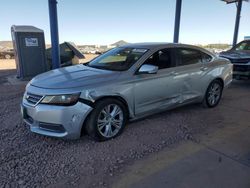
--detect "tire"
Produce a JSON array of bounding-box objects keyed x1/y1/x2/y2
[
  {"x1": 5, "y1": 54, "x2": 11, "y2": 59},
  {"x1": 85, "y1": 98, "x2": 128, "y2": 141},
  {"x1": 203, "y1": 80, "x2": 223, "y2": 108}
]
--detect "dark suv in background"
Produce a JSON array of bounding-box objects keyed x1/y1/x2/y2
[{"x1": 220, "y1": 40, "x2": 250, "y2": 80}]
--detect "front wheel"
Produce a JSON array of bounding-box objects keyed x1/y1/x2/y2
[
  {"x1": 85, "y1": 99, "x2": 127, "y2": 141},
  {"x1": 203, "y1": 80, "x2": 223, "y2": 108}
]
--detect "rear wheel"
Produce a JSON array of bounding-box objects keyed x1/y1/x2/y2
[
  {"x1": 85, "y1": 98, "x2": 127, "y2": 141},
  {"x1": 203, "y1": 80, "x2": 223, "y2": 108}
]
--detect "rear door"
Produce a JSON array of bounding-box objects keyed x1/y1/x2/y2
[{"x1": 172, "y1": 48, "x2": 212, "y2": 103}]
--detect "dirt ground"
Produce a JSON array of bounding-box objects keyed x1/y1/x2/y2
[
  {"x1": 0, "y1": 54, "x2": 97, "y2": 70},
  {"x1": 0, "y1": 63, "x2": 250, "y2": 187},
  {"x1": 0, "y1": 59, "x2": 17, "y2": 70}
]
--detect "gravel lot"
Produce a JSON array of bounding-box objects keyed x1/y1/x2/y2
[{"x1": 0, "y1": 67, "x2": 249, "y2": 187}]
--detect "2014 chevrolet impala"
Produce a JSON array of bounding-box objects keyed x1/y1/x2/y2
[{"x1": 21, "y1": 43, "x2": 233, "y2": 141}]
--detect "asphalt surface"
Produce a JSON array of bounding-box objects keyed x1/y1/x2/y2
[{"x1": 0, "y1": 69, "x2": 250, "y2": 188}]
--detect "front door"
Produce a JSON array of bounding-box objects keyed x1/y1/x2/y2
[{"x1": 133, "y1": 48, "x2": 182, "y2": 116}]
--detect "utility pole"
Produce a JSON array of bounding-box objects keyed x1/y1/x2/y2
[
  {"x1": 173, "y1": 0, "x2": 182, "y2": 43},
  {"x1": 233, "y1": 0, "x2": 243, "y2": 46},
  {"x1": 48, "y1": 0, "x2": 60, "y2": 69}
]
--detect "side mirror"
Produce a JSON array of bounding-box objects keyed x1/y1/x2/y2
[{"x1": 138, "y1": 64, "x2": 158, "y2": 74}]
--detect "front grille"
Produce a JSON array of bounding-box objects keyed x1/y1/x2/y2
[
  {"x1": 234, "y1": 65, "x2": 250, "y2": 72},
  {"x1": 26, "y1": 93, "x2": 43, "y2": 105},
  {"x1": 230, "y1": 59, "x2": 250, "y2": 64}
]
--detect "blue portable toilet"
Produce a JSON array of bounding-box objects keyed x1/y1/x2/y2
[{"x1": 11, "y1": 25, "x2": 48, "y2": 80}]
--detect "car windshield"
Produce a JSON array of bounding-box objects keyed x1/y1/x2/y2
[
  {"x1": 234, "y1": 41, "x2": 250, "y2": 51},
  {"x1": 86, "y1": 47, "x2": 148, "y2": 71}
]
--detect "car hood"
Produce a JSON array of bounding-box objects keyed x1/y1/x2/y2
[
  {"x1": 220, "y1": 50, "x2": 250, "y2": 60},
  {"x1": 30, "y1": 65, "x2": 121, "y2": 89}
]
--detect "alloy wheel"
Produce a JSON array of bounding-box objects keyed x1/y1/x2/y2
[
  {"x1": 97, "y1": 104, "x2": 124, "y2": 138},
  {"x1": 207, "y1": 82, "x2": 222, "y2": 106}
]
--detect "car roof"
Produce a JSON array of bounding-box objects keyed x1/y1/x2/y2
[
  {"x1": 121, "y1": 42, "x2": 215, "y2": 56},
  {"x1": 122, "y1": 42, "x2": 202, "y2": 50}
]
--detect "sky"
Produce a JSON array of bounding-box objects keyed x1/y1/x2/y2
[{"x1": 0, "y1": 0, "x2": 249, "y2": 45}]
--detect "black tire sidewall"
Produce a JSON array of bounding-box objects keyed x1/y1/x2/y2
[
  {"x1": 205, "y1": 80, "x2": 223, "y2": 108},
  {"x1": 85, "y1": 99, "x2": 127, "y2": 141}
]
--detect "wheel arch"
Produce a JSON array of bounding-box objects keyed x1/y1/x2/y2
[
  {"x1": 80, "y1": 95, "x2": 131, "y2": 136},
  {"x1": 213, "y1": 77, "x2": 224, "y2": 89},
  {"x1": 94, "y1": 95, "x2": 130, "y2": 115},
  {"x1": 202, "y1": 77, "x2": 224, "y2": 108}
]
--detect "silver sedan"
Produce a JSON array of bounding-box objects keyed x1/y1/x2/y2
[{"x1": 21, "y1": 43, "x2": 233, "y2": 141}]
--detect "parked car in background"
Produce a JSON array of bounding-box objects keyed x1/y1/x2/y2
[
  {"x1": 46, "y1": 42, "x2": 85, "y2": 68},
  {"x1": 21, "y1": 43, "x2": 233, "y2": 141},
  {"x1": 95, "y1": 51, "x2": 103, "y2": 55},
  {"x1": 0, "y1": 49, "x2": 14, "y2": 59},
  {"x1": 220, "y1": 40, "x2": 250, "y2": 79}
]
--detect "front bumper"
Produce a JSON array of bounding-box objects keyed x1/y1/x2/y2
[{"x1": 21, "y1": 99, "x2": 93, "y2": 139}]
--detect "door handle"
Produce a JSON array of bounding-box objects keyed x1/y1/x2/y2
[{"x1": 200, "y1": 67, "x2": 208, "y2": 71}]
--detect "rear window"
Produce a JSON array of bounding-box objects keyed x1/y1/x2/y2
[{"x1": 201, "y1": 52, "x2": 212, "y2": 63}]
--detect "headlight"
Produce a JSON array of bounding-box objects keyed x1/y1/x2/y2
[{"x1": 40, "y1": 93, "x2": 80, "y2": 106}]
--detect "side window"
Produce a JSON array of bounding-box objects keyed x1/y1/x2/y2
[
  {"x1": 143, "y1": 49, "x2": 173, "y2": 69},
  {"x1": 177, "y1": 49, "x2": 202, "y2": 66},
  {"x1": 201, "y1": 52, "x2": 212, "y2": 63}
]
